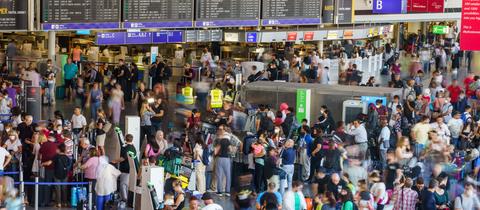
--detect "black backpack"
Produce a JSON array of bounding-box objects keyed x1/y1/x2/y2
[
  {"x1": 54, "y1": 155, "x2": 69, "y2": 179},
  {"x1": 94, "y1": 69, "x2": 104, "y2": 83},
  {"x1": 259, "y1": 113, "x2": 274, "y2": 133}
]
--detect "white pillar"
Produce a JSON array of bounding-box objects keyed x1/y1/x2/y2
[
  {"x1": 317, "y1": 41, "x2": 324, "y2": 57},
  {"x1": 48, "y1": 31, "x2": 56, "y2": 61}
]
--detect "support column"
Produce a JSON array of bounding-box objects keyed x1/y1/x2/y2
[
  {"x1": 48, "y1": 31, "x2": 56, "y2": 61},
  {"x1": 471, "y1": 51, "x2": 480, "y2": 74},
  {"x1": 317, "y1": 41, "x2": 324, "y2": 57}
]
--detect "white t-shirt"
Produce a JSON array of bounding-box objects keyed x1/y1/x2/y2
[
  {"x1": 0, "y1": 147, "x2": 11, "y2": 170},
  {"x1": 71, "y1": 114, "x2": 87, "y2": 129},
  {"x1": 448, "y1": 118, "x2": 463, "y2": 138},
  {"x1": 201, "y1": 203, "x2": 223, "y2": 210},
  {"x1": 379, "y1": 127, "x2": 391, "y2": 150},
  {"x1": 5, "y1": 139, "x2": 21, "y2": 152}
]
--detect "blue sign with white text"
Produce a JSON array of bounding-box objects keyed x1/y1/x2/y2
[
  {"x1": 126, "y1": 32, "x2": 153, "y2": 44},
  {"x1": 246, "y1": 32, "x2": 258, "y2": 43},
  {"x1": 152, "y1": 31, "x2": 184, "y2": 43},
  {"x1": 96, "y1": 32, "x2": 126, "y2": 45},
  {"x1": 372, "y1": 0, "x2": 406, "y2": 13}
]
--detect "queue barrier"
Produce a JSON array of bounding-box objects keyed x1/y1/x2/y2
[{"x1": 2, "y1": 175, "x2": 93, "y2": 210}]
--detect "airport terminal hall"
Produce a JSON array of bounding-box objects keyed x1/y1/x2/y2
[{"x1": 1, "y1": 0, "x2": 480, "y2": 210}]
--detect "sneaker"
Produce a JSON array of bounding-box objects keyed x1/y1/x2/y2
[
  {"x1": 216, "y1": 193, "x2": 223, "y2": 197},
  {"x1": 223, "y1": 193, "x2": 231, "y2": 197}
]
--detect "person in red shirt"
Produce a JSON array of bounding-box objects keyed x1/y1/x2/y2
[
  {"x1": 38, "y1": 133, "x2": 59, "y2": 207},
  {"x1": 447, "y1": 79, "x2": 462, "y2": 110},
  {"x1": 464, "y1": 73, "x2": 475, "y2": 98}
]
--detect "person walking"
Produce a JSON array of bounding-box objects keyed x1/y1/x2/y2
[
  {"x1": 109, "y1": 83, "x2": 125, "y2": 125},
  {"x1": 214, "y1": 124, "x2": 232, "y2": 197},
  {"x1": 86, "y1": 82, "x2": 103, "y2": 121}
]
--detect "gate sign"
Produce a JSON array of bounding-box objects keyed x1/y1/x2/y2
[
  {"x1": 373, "y1": 0, "x2": 407, "y2": 13},
  {"x1": 460, "y1": 0, "x2": 480, "y2": 50}
]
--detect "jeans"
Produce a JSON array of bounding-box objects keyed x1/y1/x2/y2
[
  {"x1": 40, "y1": 169, "x2": 55, "y2": 206},
  {"x1": 96, "y1": 194, "x2": 112, "y2": 210},
  {"x1": 254, "y1": 163, "x2": 265, "y2": 192},
  {"x1": 206, "y1": 171, "x2": 213, "y2": 191},
  {"x1": 119, "y1": 173, "x2": 129, "y2": 201},
  {"x1": 46, "y1": 82, "x2": 55, "y2": 104},
  {"x1": 215, "y1": 157, "x2": 231, "y2": 193},
  {"x1": 415, "y1": 144, "x2": 425, "y2": 157},
  {"x1": 281, "y1": 164, "x2": 294, "y2": 194},
  {"x1": 91, "y1": 101, "x2": 101, "y2": 121},
  {"x1": 422, "y1": 61, "x2": 430, "y2": 74},
  {"x1": 152, "y1": 122, "x2": 162, "y2": 132},
  {"x1": 55, "y1": 177, "x2": 68, "y2": 204},
  {"x1": 452, "y1": 137, "x2": 460, "y2": 149}
]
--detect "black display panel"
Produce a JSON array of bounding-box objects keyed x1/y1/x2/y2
[
  {"x1": 42, "y1": 0, "x2": 120, "y2": 26},
  {"x1": 261, "y1": 0, "x2": 322, "y2": 26},
  {"x1": 0, "y1": 0, "x2": 28, "y2": 30},
  {"x1": 195, "y1": 0, "x2": 260, "y2": 27},
  {"x1": 123, "y1": 0, "x2": 193, "y2": 28}
]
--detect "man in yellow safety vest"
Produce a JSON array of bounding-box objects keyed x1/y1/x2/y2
[
  {"x1": 209, "y1": 83, "x2": 224, "y2": 110},
  {"x1": 181, "y1": 82, "x2": 195, "y2": 105}
]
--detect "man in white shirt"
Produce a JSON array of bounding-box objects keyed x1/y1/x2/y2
[
  {"x1": 378, "y1": 119, "x2": 391, "y2": 164},
  {"x1": 454, "y1": 182, "x2": 480, "y2": 210},
  {"x1": 201, "y1": 193, "x2": 223, "y2": 210},
  {"x1": 448, "y1": 112, "x2": 463, "y2": 149},
  {"x1": 346, "y1": 120, "x2": 368, "y2": 162},
  {"x1": 71, "y1": 107, "x2": 87, "y2": 141},
  {"x1": 430, "y1": 116, "x2": 451, "y2": 144},
  {"x1": 0, "y1": 146, "x2": 12, "y2": 172}
]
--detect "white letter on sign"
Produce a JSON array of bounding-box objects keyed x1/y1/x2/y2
[{"x1": 376, "y1": 0, "x2": 383, "y2": 10}]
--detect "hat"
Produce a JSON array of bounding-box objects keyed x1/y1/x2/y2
[
  {"x1": 280, "y1": 103, "x2": 289, "y2": 111},
  {"x1": 201, "y1": 192, "x2": 214, "y2": 200},
  {"x1": 224, "y1": 95, "x2": 233, "y2": 103}
]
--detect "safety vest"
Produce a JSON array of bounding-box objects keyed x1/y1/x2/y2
[
  {"x1": 182, "y1": 86, "x2": 194, "y2": 105},
  {"x1": 210, "y1": 89, "x2": 223, "y2": 108}
]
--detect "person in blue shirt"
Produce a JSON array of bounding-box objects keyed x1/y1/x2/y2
[
  {"x1": 421, "y1": 179, "x2": 438, "y2": 210},
  {"x1": 281, "y1": 139, "x2": 296, "y2": 195},
  {"x1": 255, "y1": 182, "x2": 282, "y2": 210},
  {"x1": 63, "y1": 57, "x2": 78, "y2": 101}
]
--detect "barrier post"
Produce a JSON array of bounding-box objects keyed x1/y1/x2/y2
[
  {"x1": 34, "y1": 177, "x2": 39, "y2": 210},
  {"x1": 89, "y1": 181, "x2": 93, "y2": 210},
  {"x1": 20, "y1": 167, "x2": 25, "y2": 210}
]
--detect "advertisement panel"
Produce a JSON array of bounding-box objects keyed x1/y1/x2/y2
[
  {"x1": 460, "y1": 0, "x2": 480, "y2": 50},
  {"x1": 287, "y1": 32, "x2": 298, "y2": 41},
  {"x1": 408, "y1": 0, "x2": 444, "y2": 12},
  {"x1": 322, "y1": 0, "x2": 335, "y2": 23},
  {"x1": 304, "y1": 32, "x2": 314, "y2": 41},
  {"x1": 296, "y1": 89, "x2": 311, "y2": 124}
]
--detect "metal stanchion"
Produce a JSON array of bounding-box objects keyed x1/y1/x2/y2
[
  {"x1": 88, "y1": 181, "x2": 93, "y2": 210},
  {"x1": 19, "y1": 165, "x2": 25, "y2": 210},
  {"x1": 34, "y1": 177, "x2": 39, "y2": 210}
]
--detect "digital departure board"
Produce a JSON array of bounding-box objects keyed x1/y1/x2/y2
[
  {"x1": 0, "y1": 0, "x2": 28, "y2": 30},
  {"x1": 124, "y1": 0, "x2": 193, "y2": 28},
  {"x1": 41, "y1": 0, "x2": 120, "y2": 30},
  {"x1": 196, "y1": 0, "x2": 260, "y2": 27},
  {"x1": 185, "y1": 30, "x2": 223, "y2": 42},
  {"x1": 262, "y1": 0, "x2": 321, "y2": 26}
]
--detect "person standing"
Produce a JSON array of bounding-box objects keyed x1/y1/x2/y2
[
  {"x1": 454, "y1": 182, "x2": 480, "y2": 210},
  {"x1": 280, "y1": 139, "x2": 296, "y2": 195},
  {"x1": 63, "y1": 58, "x2": 78, "y2": 101},
  {"x1": 193, "y1": 138, "x2": 207, "y2": 194},
  {"x1": 71, "y1": 107, "x2": 87, "y2": 142},
  {"x1": 109, "y1": 83, "x2": 125, "y2": 125},
  {"x1": 45, "y1": 59, "x2": 59, "y2": 105},
  {"x1": 392, "y1": 178, "x2": 418, "y2": 210},
  {"x1": 95, "y1": 156, "x2": 121, "y2": 210},
  {"x1": 114, "y1": 59, "x2": 131, "y2": 101},
  {"x1": 214, "y1": 124, "x2": 232, "y2": 197},
  {"x1": 209, "y1": 83, "x2": 224, "y2": 111},
  {"x1": 115, "y1": 134, "x2": 138, "y2": 205},
  {"x1": 52, "y1": 144, "x2": 70, "y2": 208},
  {"x1": 86, "y1": 82, "x2": 103, "y2": 121},
  {"x1": 150, "y1": 97, "x2": 165, "y2": 132},
  {"x1": 283, "y1": 181, "x2": 307, "y2": 210},
  {"x1": 39, "y1": 133, "x2": 59, "y2": 207},
  {"x1": 72, "y1": 45, "x2": 82, "y2": 65}
]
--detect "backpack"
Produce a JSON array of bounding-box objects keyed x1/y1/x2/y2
[
  {"x1": 54, "y1": 155, "x2": 69, "y2": 179},
  {"x1": 94, "y1": 70, "x2": 104, "y2": 83},
  {"x1": 259, "y1": 113, "x2": 274, "y2": 133},
  {"x1": 201, "y1": 147, "x2": 210, "y2": 166}
]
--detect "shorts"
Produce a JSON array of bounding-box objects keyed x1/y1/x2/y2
[{"x1": 64, "y1": 79, "x2": 73, "y2": 88}]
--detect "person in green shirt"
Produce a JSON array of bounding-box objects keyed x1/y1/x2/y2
[
  {"x1": 340, "y1": 188, "x2": 355, "y2": 210},
  {"x1": 63, "y1": 57, "x2": 78, "y2": 101}
]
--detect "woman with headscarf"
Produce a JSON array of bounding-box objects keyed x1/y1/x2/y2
[{"x1": 95, "y1": 156, "x2": 121, "y2": 210}]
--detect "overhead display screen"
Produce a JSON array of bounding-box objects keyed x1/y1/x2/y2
[
  {"x1": 41, "y1": 0, "x2": 120, "y2": 30},
  {"x1": 195, "y1": 0, "x2": 260, "y2": 27},
  {"x1": 124, "y1": 0, "x2": 193, "y2": 28},
  {"x1": 0, "y1": 0, "x2": 28, "y2": 30},
  {"x1": 185, "y1": 30, "x2": 223, "y2": 42},
  {"x1": 262, "y1": 0, "x2": 321, "y2": 26}
]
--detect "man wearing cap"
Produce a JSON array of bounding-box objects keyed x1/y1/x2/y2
[{"x1": 201, "y1": 193, "x2": 223, "y2": 210}]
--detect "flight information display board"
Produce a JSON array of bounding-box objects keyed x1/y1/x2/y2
[
  {"x1": 262, "y1": 0, "x2": 321, "y2": 26},
  {"x1": 124, "y1": 0, "x2": 193, "y2": 28},
  {"x1": 196, "y1": 0, "x2": 260, "y2": 27},
  {"x1": 0, "y1": 0, "x2": 28, "y2": 30},
  {"x1": 41, "y1": 0, "x2": 120, "y2": 30}
]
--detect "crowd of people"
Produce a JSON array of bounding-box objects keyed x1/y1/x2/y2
[{"x1": 0, "y1": 34, "x2": 478, "y2": 210}]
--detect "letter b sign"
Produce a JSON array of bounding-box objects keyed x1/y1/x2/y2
[{"x1": 376, "y1": 0, "x2": 383, "y2": 10}]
